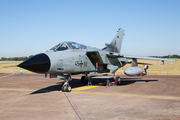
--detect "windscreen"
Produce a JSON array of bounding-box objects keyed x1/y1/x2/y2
[{"x1": 50, "y1": 41, "x2": 87, "y2": 50}]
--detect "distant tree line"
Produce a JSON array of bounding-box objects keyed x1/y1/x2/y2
[
  {"x1": 0, "y1": 55, "x2": 33, "y2": 61},
  {"x1": 149, "y1": 54, "x2": 180, "y2": 59},
  {"x1": 1, "y1": 54, "x2": 179, "y2": 61}
]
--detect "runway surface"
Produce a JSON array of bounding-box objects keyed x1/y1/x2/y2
[{"x1": 0, "y1": 73, "x2": 180, "y2": 120}]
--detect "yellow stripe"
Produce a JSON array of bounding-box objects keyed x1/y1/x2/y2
[
  {"x1": 72, "y1": 91, "x2": 180, "y2": 100},
  {"x1": 0, "y1": 88, "x2": 35, "y2": 92},
  {"x1": 72, "y1": 82, "x2": 108, "y2": 91},
  {"x1": 1, "y1": 88, "x2": 180, "y2": 100},
  {"x1": 0, "y1": 81, "x2": 110, "y2": 92},
  {"x1": 0, "y1": 88, "x2": 62, "y2": 92},
  {"x1": 72, "y1": 86, "x2": 99, "y2": 91}
]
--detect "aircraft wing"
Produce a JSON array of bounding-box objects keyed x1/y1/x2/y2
[
  {"x1": 123, "y1": 55, "x2": 176, "y2": 62},
  {"x1": 127, "y1": 61, "x2": 153, "y2": 65},
  {"x1": 105, "y1": 52, "x2": 175, "y2": 62},
  {"x1": 105, "y1": 52, "x2": 176, "y2": 66}
]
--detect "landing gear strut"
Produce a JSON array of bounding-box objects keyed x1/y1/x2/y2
[{"x1": 62, "y1": 76, "x2": 72, "y2": 92}]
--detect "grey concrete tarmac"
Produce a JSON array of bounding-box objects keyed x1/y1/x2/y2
[{"x1": 0, "y1": 73, "x2": 180, "y2": 120}]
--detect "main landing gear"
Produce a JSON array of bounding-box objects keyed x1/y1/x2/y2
[
  {"x1": 80, "y1": 76, "x2": 88, "y2": 84},
  {"x1": 114, "y1": 76, "x2": 121, "y2": 85},
  {"x1": 62, "y1": 76, "x2": 72, "y2": 92},
  {"x1": 80, "y1": 72, "x2": 88, "y2": 84}
]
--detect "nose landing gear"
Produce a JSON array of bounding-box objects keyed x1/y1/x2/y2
[{"x1": 62, "y1": 75, "x2": 72, "y2": 92}]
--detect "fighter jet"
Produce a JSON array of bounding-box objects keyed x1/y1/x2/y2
[{"x1": 18, "y1": 28, "x2": 176, "y2": 92}]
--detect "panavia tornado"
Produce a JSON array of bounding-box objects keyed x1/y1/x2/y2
[{"x1": 18, "y1": 28, "x2": 176, "y2": 92}]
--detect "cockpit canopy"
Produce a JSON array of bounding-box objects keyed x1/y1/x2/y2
[{"x1": 50, "y1": 41, "x2": 87, "y2": 51}]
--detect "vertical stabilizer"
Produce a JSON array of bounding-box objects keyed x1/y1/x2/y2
[{"x1": 105, "y1": 28, "x2": 125, "y2": 53}]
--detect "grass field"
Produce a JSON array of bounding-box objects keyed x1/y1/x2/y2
[
  {"x1": 0, "y1": 61, "x2": 33, "y2": 73},
  {"x1": 0, "y1": 60, "x2": 180, "y2": 75},
  {"x1": 116, "y1": 59, "x2": 180, "y2": 75}
]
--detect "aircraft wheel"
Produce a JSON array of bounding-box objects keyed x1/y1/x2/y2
[
  {"x1": 62, "y1": 85, "x2": 66, "y2": 92},
  {"x1": 115, "y1": 76, "x2": 121, "y2": 85},
  {"x1": 80, "y1": 76, "x2": 85, "y2": 83},
  {"x1": 66, "y1": 84, "x2": 71, "y2": 92},
  {"x1": 81, "y1": 76, "x2": 88, "y2": 84}
]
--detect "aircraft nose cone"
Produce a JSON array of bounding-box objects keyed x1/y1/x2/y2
[{"x1": 18, "y1": 53, "x2": 50, "y2": 73}]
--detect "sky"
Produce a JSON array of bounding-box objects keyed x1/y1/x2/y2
[{"x1": 0, "y1": 0, "x2": 180, "y2": 58}]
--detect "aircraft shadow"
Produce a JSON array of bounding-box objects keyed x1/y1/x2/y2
[
  {"x1": 120, "y1": 79, "x2": 158, "y2": 86},
  {"x1": 30, "y1": 79, "x2": 86, "y2": 94},
  {"x1": 30, "y1": 78, "x2": 158, "y2": 94},
  {"x1": 92, "y1": 78, "x2": 158, "y2": 86}
]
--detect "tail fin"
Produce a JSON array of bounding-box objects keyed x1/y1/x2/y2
[{"x1": 105, "y1": 28, "x2": 125, "y2": 53}]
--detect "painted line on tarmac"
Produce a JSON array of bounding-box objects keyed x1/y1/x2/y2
[
  {"x1": 72, "y1": 82, "x2": 106, "y2": 91},
  {"x1": 0, "y1": 88, "x2": 36, "y2": 92},
  {"x1": 72, "y1": 81, "x2": 116, "y2": 91},
  {"x1": 1, "y1": 88, "x2": 180, "y2": 101},
  {"x1": 72, "y1": 91, "x2": 180, "y2": 101},
  {"x1": 72, "y1": 86, "x2": 99, "y2": 91},
  {"x1": 0, "y1": 86, "x2": 102, "y2": 93},
  {"x1": 0, "y1": 88, "x2": 62, "y2": 93},
  {"x1": 0, "y1": 73, "x2": 15, "y2": 79}
]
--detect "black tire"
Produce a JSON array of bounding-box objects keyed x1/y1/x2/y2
[
  {"x1": 66, "y1": 84, "x2": 71, "y2": 92},
  {"x1": 115, "y1": 76, "x2": 121, "y2": 85},
  {"x1": 81, "y1": 76, "x2": 88, "y2": 84},
  {"x1": 80, "y1": 76, "x2": 85, "y2": 83}
]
